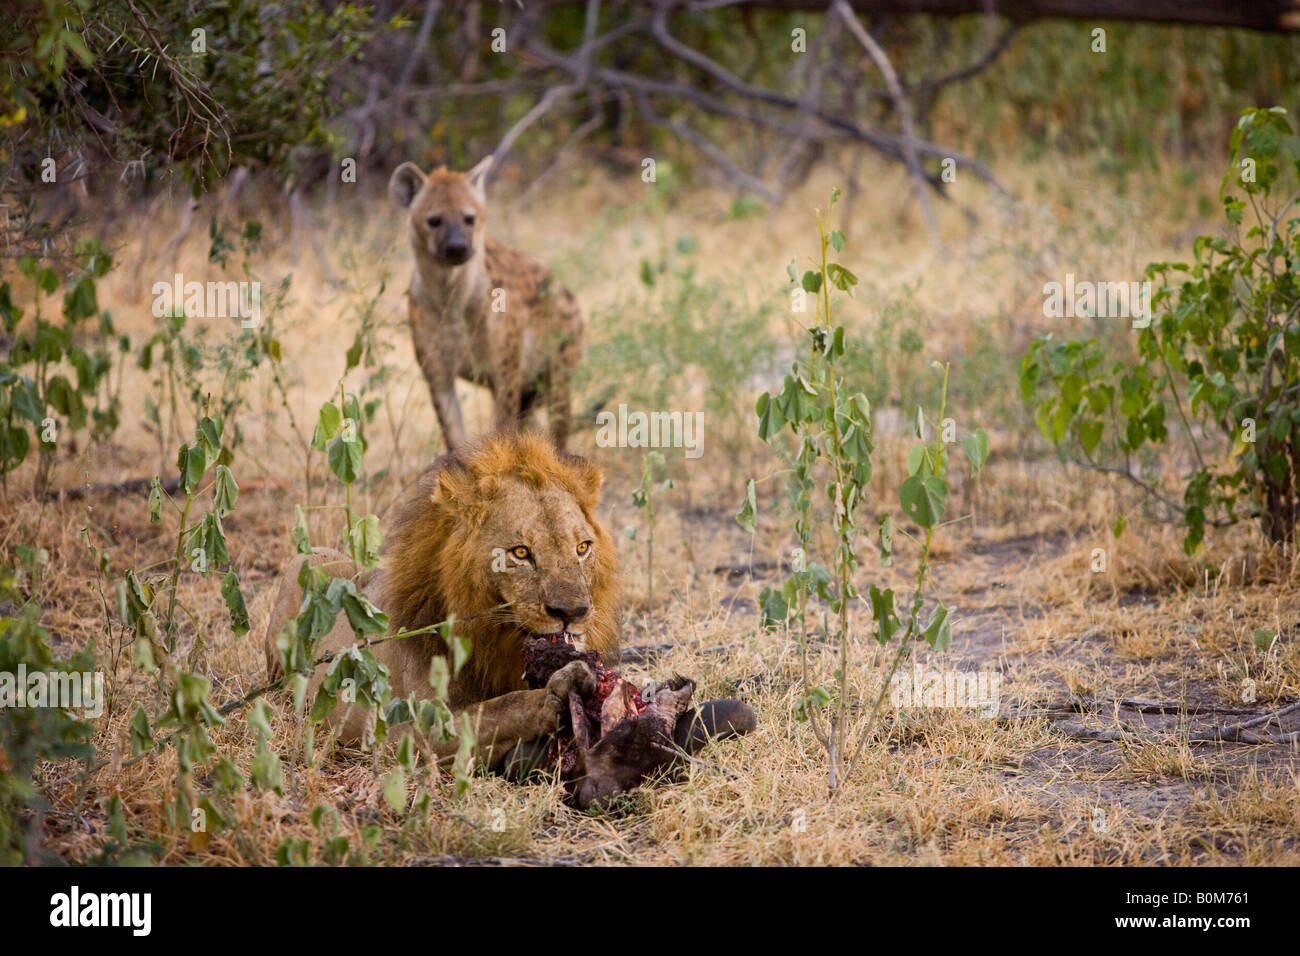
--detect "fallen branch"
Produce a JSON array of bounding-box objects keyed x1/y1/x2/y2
[{"x1": 1022, "y1": 699, "x2": 1300, "y2": 745}]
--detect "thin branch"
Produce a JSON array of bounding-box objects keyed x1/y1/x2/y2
[
  {"x1": 513, "y1": 112, "x2": 603, "y2": 208},
  {"x1": 488, "y1": 83, "x2": 581, "y2": 172},
  {"x1": 632, "y1": 90, "x2": 778, "y2": 202},
  {"x1": 832, "y1": 0, "x2": 938, "y2": 240},
  {"x1": 1063, "y1": 455, "x2": 1235, "y2": 528},
  {"x1": 397, "y1": 0, "x2": 443, "y2": 89}
]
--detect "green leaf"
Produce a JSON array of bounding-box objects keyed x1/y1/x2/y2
[
  {"x1": 428, "y1": 655, "x2": 451, "y2": 702},
  {"x1": 869, "y1": 585, "x2": 900, "y2": 645},
  {"x1": 877, "y1": 514, "x2": 893, "y2": 566},
  {"x1": 247, "y1": 698, "x2": 275, "y2": 739},
  {"x1": 900, "y1": 474, "x2": 947, "y2": 528},
  {"x1": 1078, "y1": 420, "x2": 1103, "y2": 454},
  {"x1": 133, "y1": 624, "x2": 156, "y2": 672},
  {"x1": 222, "y1": 571, "x2": 250, "y2": 636},
  {"x1": 197, "y1": 415, "x2": 222, "y2": 463},
  {"x1": 829, "y1": 230, "x2": 846, "y2": 252},
  {"x1": 148, "y1": 476, "x2": 163, "y2": 525},
  {"x1": 339, "y1": 587, "x2": 389, "y2": 635},
  {"x1": 906, "y1": 443, "x2": 928, "y2": 476},
  {"x1": 777, "y1": 374, "x2": 818, "y2": 425},
  {"x1": 196, "y1": 511, "x2": 230, "y2": 570},
  {"x1": 129, "y1": 704, "x2": 154, "y2": 755},
  {"x1": 10, "y1": 382, "x2": 43, "y2": 425},
  {"x1": 63, "y1": 275, "x2": 98, "y2": 322},
  {"x1": 348, "y1": 513, "x2": 381, "y2": 568},
  {"x1": 923, "y1": 603, "x2": 953, "y2": 651},
  {"x1": 794, "y1": 686, "x2": 832, "y2": 722},
  {"x1": 177, "y1": 443, "x2": 206, "y2": 493},
  {"x1": 801, "y1": 270, "x2": 823, "y2": 294},
  {"x1": 826, "y1": 262, "x2": 858, "y2": 294},
  {"x1": 328, "y1": 433, "x2": 362, "y2": 484},
  {"x1": 0, "y1": 423, "x2": 30, "y2": 473},
  {"x1": 736, "y1": 478, "x2": 757, "y2": 532},
  {"x1": 213, "y1": 756, "x2": 244, "y2": 791},
  {"x1": 960, "y1": 427, "x2": 989, "y2": 474},
  {"x1": 758, "y1": 585, "x2": 790, "y2": 629},
  {"x1": 292, "y1": 504, "x2": 312, "y2": 554},
  {"x1": 214, "y1": 464, "x2": 238, "y2": 517},
  {"x1": 251, "y1": 737, "x2": 284, "y2": 795},
  {"x1": 312, "y1": 402, "x2": 342, "y2": 451},
  {"x1": 756, "y1": 392, "x2": 787, "y2": 441},
  {"x1": 106, "y1": 796, "x2": 127, "y2": 845},
  {"x1": 452, "y1": 633, "x2": 472, "y2": 677},
  {"x1": 1252, "y1": 628, "x2": 1275, "y2": 651}
]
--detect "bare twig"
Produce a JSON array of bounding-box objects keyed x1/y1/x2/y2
[{"x1": 832, "y1": 0, "x2": 938, "y2": 240}]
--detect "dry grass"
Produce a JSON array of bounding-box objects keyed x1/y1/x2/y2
[{"x1": 8, "y1": 149, "x2": 1300, "y2": 865}]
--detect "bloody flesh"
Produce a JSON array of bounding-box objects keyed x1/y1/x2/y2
[{"x1": 522, "y1": 636, "x2": 649, "y2": 770}]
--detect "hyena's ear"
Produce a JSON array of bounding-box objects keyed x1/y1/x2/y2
[
  {"x1": 466, "y1": 155, "x2": 493, "y2": 200},
  {"x1": 389, "y1": 163, "x2": 426, "y2": 208}
]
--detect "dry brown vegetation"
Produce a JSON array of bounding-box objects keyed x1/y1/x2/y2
[{"x1": 10, "y1": 150, "x2": 1300, "y2": 866}]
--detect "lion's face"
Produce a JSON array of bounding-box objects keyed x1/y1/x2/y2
[
  {"x1": 479, "y1": 475, "x2": 600, "y2": 646},
  {"x1": 381, "y1": 432, "x2": 620, "y2": 702}
]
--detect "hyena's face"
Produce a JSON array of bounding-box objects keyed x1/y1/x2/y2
[{"x1": 389, "y1": 158, "x2": 491, "y2": 267}]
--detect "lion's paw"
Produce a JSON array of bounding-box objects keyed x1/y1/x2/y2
[
  {"x1": 538, "y1": 660, "x2": 596, "y2": 734},
  {"x1": 546, "y1": 659, "x2": 597, "y2": 701}
]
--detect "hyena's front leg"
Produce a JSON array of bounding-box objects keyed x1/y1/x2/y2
[
  {"x1": 410, "y1": 300, "x2": 467, "y2": 450},
  {"x1": 547, "y1": 313, "x2": 582, "y2": 448},
  {"x1": 490, "y1": 325, "x2": 524, "y2": 433},
  {"x1": 546, "y1": 363, "x2": 572, "y2": 448}
]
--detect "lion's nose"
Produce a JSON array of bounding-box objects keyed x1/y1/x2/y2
[{"x1": 545, "y1": 602, "x2": 590, "y2": 626}]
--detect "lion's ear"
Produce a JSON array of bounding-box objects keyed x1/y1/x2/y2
[
  {"x1": 473, "y1": 474, "x2": 502, "y2": 503},
  {"x1": 433, "y1": 466, "x2": 497, "y2": 525},
  {"x1": 568, "y1": 456, "x2": 604, "y2": 509},
  {"x1": 434, "y1": 465, "x2": 468, "y2": 506}
]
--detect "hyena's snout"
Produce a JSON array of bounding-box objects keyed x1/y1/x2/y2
[{"x1": 438, "y1": 223, "x2": 472, "y2": 264}]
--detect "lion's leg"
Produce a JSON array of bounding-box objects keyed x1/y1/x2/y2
[
  {"x1": 405, "y1": 660, "x2": 595, "y2": 770},
  {"x1": 400, "y1": 691, "x2": 560, "y2": 770}
]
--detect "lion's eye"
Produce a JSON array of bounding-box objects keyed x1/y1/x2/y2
[
  {"x1": 427, "y1": 214, "x2": 442, "y2": 228},
  {"x1": 511, "y1": 546, "x2": 531, "y2": 561},
  {"x1": 463, "y1": 213, "x2": 476, "y2": 226},
  {"x1": 576, "y1": 541, "x2": 591, "y2": 557}
]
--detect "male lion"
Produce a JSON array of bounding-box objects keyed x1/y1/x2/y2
[
  {"x1": 265, "y1": 432, "x2": 754, "y2": 778},
  {"x1": 389, "y1": 157, "x2": 583, "y2": 451}
]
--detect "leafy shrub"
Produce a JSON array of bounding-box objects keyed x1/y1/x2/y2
[
  {"x1": 0, "y1": 242, "x2": 124, "y2": 493},
  {"x1": 739, "y1": 191, "x2": 985, "y2": 795},
  {"x1": 0, "y1": 554, "x2": 96, "y2": 864},
  {"x1": 1020, "y1": 107, "x2": 1300, "y2": 551}
]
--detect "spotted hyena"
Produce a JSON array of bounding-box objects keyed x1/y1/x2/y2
[{"x1": 388, "y1": 157, "x2": 583, "y2": 451}]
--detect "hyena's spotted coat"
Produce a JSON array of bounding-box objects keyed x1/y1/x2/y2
[{"x1": 389, "y1": 156, "x2": 583, "y2": 450}]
